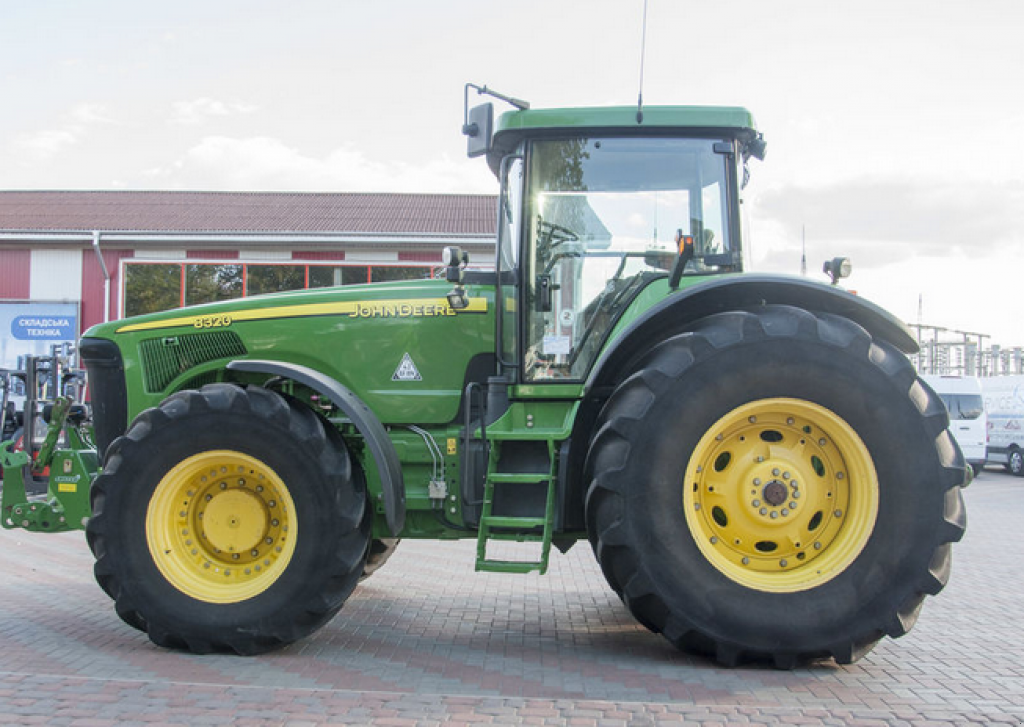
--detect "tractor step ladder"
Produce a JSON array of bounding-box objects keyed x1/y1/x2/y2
[{"x1": 475, "y1": 438, "x2": 557, "y2": 574}]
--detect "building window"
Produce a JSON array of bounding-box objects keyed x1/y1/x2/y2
[
  {"x1": 185, "y1": 264, "x2": 243, "y2": 307},
  {"x1": 125, "y1": 264, "x2": 181, "y2": 318},
  {"x1": 122, "y1": 261, "x2": 438, "y2": 317},
  {"x1": 247, "y1": 264, "x2": 305, "y2": 297},
  {"x1": 372, "y1": 265, "x2": 436, "y2": 283}
]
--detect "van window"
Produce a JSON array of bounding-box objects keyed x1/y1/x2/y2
[{"x1": 938, "y1": 393, "x2": 984, "y2": 421}]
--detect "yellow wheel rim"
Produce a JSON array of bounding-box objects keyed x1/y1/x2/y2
[
  {"x1": 146, "y1": 450, "x2": 298, "y2": 604},
  {"x1": 683, "y1": 398, "x2": 878, "y2": 593}
]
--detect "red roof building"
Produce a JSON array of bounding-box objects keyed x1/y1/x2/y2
[{"x1": 0, "y1": 191, "x2": 497, "y2": 360}]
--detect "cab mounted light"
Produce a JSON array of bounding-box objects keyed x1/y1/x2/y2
[
  {"x1": 443, "y1": 246, "x2": 470, "y2": 310},
  {"x1": 823, "y1": 256, "x2": 852, "y2": 285}
]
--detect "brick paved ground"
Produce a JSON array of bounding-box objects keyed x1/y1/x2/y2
[{"x1": 0, "y1": 469, "x2": 1021, "y2": 726}]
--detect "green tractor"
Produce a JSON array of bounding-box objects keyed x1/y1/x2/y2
[{"x1": 3, "y1": 89, "x2": 967, "y2": 667}]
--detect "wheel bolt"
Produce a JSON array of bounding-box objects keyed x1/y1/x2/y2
[
  {"x1": 754, "y1": 478, "x2": 761, "y2": 486},
  {"x1": 770, "y1": 511, "x2": 778, "y2": 519},
  {"x1": 781, "y1": 509, "x2": 789, "y2": 517},
  {"x1": 780, "y1": 559, "x2": 788, "y2": 567},
  {"x1": 759, "y1": 508, "x2": 768, "y2": 516},
  {"x1": 790, "y1": 502, "x2": 797, "y2": 510},
  {"x1": 772, "y1": 468, "x2": 780, "y2": 476},
  {"x1": 752, "y1": 499, "x2": 761, "y2": 507}
]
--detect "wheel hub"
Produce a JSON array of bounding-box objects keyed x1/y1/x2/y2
[
  {"x1": 146, "y1": 450, "x2": 297, "y2": 604},
  {"x1": 203, "y1": 489, "x2": 267, "y2": 553},
  {"x1": 761, "y1": 480, "x2": 789, "y2": 507},
  {"x1": 683, "y1": 398, "x2": 878, "y2": 593}
]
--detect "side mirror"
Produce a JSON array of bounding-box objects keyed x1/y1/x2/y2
[{"x1": 463, "y1": 103, "x2": 494, "y2": 158}]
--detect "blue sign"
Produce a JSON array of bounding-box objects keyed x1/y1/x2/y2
[
  {"x1": 1, "y1": 302, "x2": 79, "y2": 369},
  {"x1": 11, "y1": 314, "x2": 77, "y2": 341}
]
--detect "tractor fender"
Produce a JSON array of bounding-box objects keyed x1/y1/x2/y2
[
  {"x1": 587, "y1": 273, "x2": 917, "y2": 393},
  {"x1": 226, "y1": 359, "x2": 405, "y2": 535},
  {"x1": 557, "y1": 275, "x2": 918, "y2": 534}
]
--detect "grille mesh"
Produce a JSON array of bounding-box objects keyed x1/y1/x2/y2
[{"x1": 139, "y1": 331, "x2": 246, "y2": 392}]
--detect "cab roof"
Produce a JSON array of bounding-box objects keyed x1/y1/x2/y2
[{"x1": 488, "y1": 105, "x2": 760, "y2": 172}]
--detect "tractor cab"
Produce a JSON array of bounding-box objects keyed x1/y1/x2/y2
[{"x1": 461, "y1": 94, "x2": 766, "y2": 383}]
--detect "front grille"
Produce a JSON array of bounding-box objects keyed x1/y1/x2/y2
[
  {"x1": 139, "y1": 331, "x2": 247, "y2": 393},
  {"x1": 79, "y1": 336, "x2": 127, "y2": 459}
]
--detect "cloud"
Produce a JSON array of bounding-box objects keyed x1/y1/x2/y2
[
  {"x1": 14, "y1": 129, "x2": 79, "y2": 160},
  {"x1": 10, "y1": 103, "x2": 116, "y2": 161},
  {"x1": 170, "y1": 98, "x2": 258, "y2": 125},
  {"x1": 752, "y1": 178, "x2": 1024, "y2": 269},
  {"x1": 144, "y1": 135, "x2": 494, "y2": 193},
  {"x1": 71, "y1": 103, "x2": 116, "y2": 125}
]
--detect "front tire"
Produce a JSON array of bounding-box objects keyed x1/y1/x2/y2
[
  {"x1": 87, "y1": 384, "x2": 370, "y2": 654},
  {"x1": 585, "y1": 306, "x2": 966, "y2": 667}
]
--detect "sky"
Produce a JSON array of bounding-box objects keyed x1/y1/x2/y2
[{"x1": 1, "y1": 0, "x2": 1021, "y2": 346}]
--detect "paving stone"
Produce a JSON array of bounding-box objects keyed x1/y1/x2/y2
[{"x1": 0, "y1": 473, "x2": 1021, "y2": 724}]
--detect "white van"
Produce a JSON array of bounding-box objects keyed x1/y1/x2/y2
[
  {"x1": 981, "y1": 375, "x2": 1024, "y2": 476},
  {"x1": 921, "y1": 375, "x2": 988, "y2": 475}
]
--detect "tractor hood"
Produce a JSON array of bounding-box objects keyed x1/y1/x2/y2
[{"x1": 82, "y1": 278, "x2": 495, "y2": 427}]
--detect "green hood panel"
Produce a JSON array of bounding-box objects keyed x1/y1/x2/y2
[{"x1": 85, "y1": 280, "x2": 496, "y2": 425}]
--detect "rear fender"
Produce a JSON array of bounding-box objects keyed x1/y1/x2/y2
[
  {"x1": 226, "y1": 359, "x2": 405, "y2": 535},
  {"x1": 588, "y1": 274, "x2": 917, "y2": 393},
  {"x1": 559, "y1": 275, "x2": 918, "y2": 532}
]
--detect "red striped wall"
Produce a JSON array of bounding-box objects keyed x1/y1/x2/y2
[
  {"x1": 0, "y1": 250, "x2": 31, "y2": 299},
  {"x1": 187, "y1": 250, "x2": 240, "y2": 259},
  {"x1": 399, "y1": 251, "x2": 442, "y2": 263},
  {"x1": 81, "y1": 249, "x2": 134, "y2": 333},
  {"x1": 292, "y1": 251, "x2": 346, "y2": 260}
]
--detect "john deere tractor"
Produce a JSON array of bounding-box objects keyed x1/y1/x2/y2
[{"x1": 3, "y1": 88, "x2": 967, "y2": 667}]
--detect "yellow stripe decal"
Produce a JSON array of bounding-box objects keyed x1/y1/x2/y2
[{"x1": 116, "y1": 297, "x2": 488, "y2": 334}]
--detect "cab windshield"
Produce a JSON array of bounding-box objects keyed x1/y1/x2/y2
[{"x1": 524, "y1": 137, "x2": 737, "y2": 381}]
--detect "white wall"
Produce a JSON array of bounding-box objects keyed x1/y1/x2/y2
[{"x1": 30, "y1": 249, "x2": 82, "y2": 301}]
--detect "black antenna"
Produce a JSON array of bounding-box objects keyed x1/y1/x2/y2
[{"x1": 636, "y1": 0, "x2": 649, "y2": 124}]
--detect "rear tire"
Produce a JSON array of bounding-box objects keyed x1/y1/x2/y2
[
  {"x1": 1007, "y1": 448, "x2": 1024, "y2": 477},
  {"x1": 87, "y1": 383, "x2": 370, "y2": 654},
  {"x1": 584, "y1": 306, "x2": 966, "y2": 667}
]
